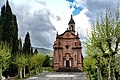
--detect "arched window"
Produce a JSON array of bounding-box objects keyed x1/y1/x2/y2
[
  {"x1": 75, "y1": 42, "x2": 76, "y2": 46},
  {"x1": 71, "y1": 25, "x2": 74, "y2": 31},
  {"x1": 58, "y1": 42, "x2": 60, "y2": 46}
]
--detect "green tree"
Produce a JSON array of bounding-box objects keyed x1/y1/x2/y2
[
  {"x1": 34, "y1": 49, "x2": 38, "y2": 54},
  {"x1": 0, "y1": 41, "x2": 11, "y2": 80},
  {"x1": 0, "y1": 5, "x2": 6, "y2": 41},
  {"x1": 0, "y1": 0, "x2": 18, "y2": 55},
  {"x1": 13, "y1": 53, "x2": 27, "y2": 79},
  {"x1": 31, "y1": 47, "x2": 33, "y2": 55},
  {"x1": 0, "y1": 16, "x2": 2, "y2": 39},
  {"x1": 18, "y1": 37, "x2": 22, "y2": 52},
  {"x1": 31, "y1": 53, "x2": 45, "y2": 74},
  {"x1": 84, "y1": 39, "x2": 108, "y2": 80},
  {"x1": 83, "y1": 56, "x2": 96, "y2": 80},
  {"x1": 25, "y1": 53, "x2": 45, "y2": 76},
  {"x1": 1, "y1": 0, "x2": 13, "y2": 42},
  {"x1": 26, "y1": 54, "x2": 33, "y2": 76},
  {"x1": 23, "y1": 32, "x2": 32, "y2": 55},
  {"x1": 42, "y1": 55, "x2": 50, "y2": 67},
  {"x1": 85, "y1": 8, "x2": 120, "y2": 80},
  {"x1": 11, "y1": 14, "x2": 18, "y2": 54},
  {"x1": 0, "y1": 1, "x2": 19, "y2": 77},
  {"x1": 113, "y1": 54, "x2": 120, "y2": 80}
]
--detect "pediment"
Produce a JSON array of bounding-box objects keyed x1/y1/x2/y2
[{"x1": 58, "y1": 31, "x2": 76, "y2": 38}]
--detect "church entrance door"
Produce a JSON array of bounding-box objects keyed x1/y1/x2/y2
[{"x1": 66, "y1": 60, "x2": 69, "y2": 67}]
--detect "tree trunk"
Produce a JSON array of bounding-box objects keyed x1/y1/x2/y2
[
  {"x1": 38, "y1": 66, "x2": 41, "y2": 73},
  {"x1": 86, "y1": 71, "x2": 90, "y2": 80},
  {"x1": 109, "y1": 68, "x2": 115, "y2": 80},
  {"x1": 35, "y1": 69, "x2": 37, "y2": 74},
  {"x1": 86, "y1": 74, "x2": 90, "y2": 80},
  {"x1": 23, "y1": 66, "x2": 25, "y2": 78},
  {"x1": 97, "y1": 67, "x2": 103, "y2": 80},
  {"x1": 108, "y1": 68, "x2": 115, "y2": 80},
  {"x1": 28, "y1": 67, "x2": 31, "y2": 76},
  {"x1": 88, "y1": 70, "x2": 91, "y2": 80},
  {"x1": 99, "y1": 69, "x2": 103, "y2": 80},
  {"x1": 108, "y1": 59, "x2": 115, "y2": 80},
  {"x1": 18, "y1": 67, "x2": 22, "y2": 79},
  {"x1": 0, "y1": 67, "x2": 2, "y2": 80}
]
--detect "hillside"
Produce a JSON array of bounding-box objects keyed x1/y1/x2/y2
[{"x1": 33, "y1": 47, "x2": 53, "y2": 57}]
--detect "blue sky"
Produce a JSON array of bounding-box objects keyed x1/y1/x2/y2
[{"x1": 0, "y1": 0, "x2": 119, "y2": 52}]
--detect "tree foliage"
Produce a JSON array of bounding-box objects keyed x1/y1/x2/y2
[
  {"x1": 23, "y1": 32, "x2": 32, "y2": 55},
  {"x1": 0, "y1": 41, "x2": 11, "y2": 80},
  {"x1": 0, "y1": 0, "x2": 18, "y2": 55},
  {"x1": 42, "y1": 55, "x2": 50, "y2": 67},
  {"x1": 0, "y1": 41, "x2": 11, "y2": 69},
  {"x1": 34, "y1": 49, "x2": 38, "y2": 54},
  {"x1": 84, "y1": 8, "x2": 120, "y2": 80},
  {"x1": 30, "y1": 53, "x2": 45, "y2": 73},
  {"x1": 18, "y1": 37, "x2": 22, "y2": 52},
  {"x1": 83, "y1": 56, "x2": 96, "y2": 80},
  {"x1": 13, "y1": 53, "x2": 27, "y2": 78},
  {"x1": 0, "y1": 0, "x2": 53, "y2": 79},
  {"x1": 13, "y1": 54, "x2": 27, "y2": 70}
]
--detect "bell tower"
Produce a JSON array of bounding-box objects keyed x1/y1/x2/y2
[{"x1": 68, "y1": 15, "x2": 75, "y2": 34}]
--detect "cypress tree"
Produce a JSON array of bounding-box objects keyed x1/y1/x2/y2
[
  {"x1": 0, "y1": 5, "x2": 6, "y2": 41},
  {"x1": 31, "y1": 47, "x2": 33, "y2": 55},
  {"x1": 0, "y1": 0, "x2": 20, "y2": 77},
  {"x1": 23, "y1": 32, "x2": 32, "y2": 54},
  {"x1": 34, "y1": 49, "x2": 38, "y2": 54},
  {"x1": 1, "y1": 0, "x2": 13, "y2": 43},
  {"x1": 0, "y1": 16, "x2": 2, "y2": 39},
  {"x1": 11, "y1": 14, "x2": 18, "y2": 54},
  {"x1": 18, "y1": 37, "x2": 22, "y2": 51},
  {"x1": 0, "y1": 0, "x2": 18, "y2": 55}
]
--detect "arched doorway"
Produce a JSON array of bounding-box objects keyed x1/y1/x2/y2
[{"x1": 63, "y1": 53, "x2": 72, "y2": 68}]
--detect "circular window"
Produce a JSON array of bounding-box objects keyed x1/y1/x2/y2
[{"x1": 66, "y1": 45, "x2": 69, "y2": 49}]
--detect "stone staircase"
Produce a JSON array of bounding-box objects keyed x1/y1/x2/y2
[{"x1": 56, "y1": 67, "x2": 82, "y2": 72}]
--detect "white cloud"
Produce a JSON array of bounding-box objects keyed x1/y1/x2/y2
[
  {"x1": 51, "y1": 7, "x2": 91, "y2": 42},
  {"x1": 0, "y1": 0, "x2": 91, "y2": 50},
  {"x1": 3, "y1": 0, "x2": 118, "y2": 50},
  {"x1": 7, "y1": 0, "x2": 57, "y2": 49},
  {"x1": 74, "y1": 8, "x2": 91, "y2": 39},
  {"x1": 8, "y1": 0, "x2": 91, "y2": 49}
]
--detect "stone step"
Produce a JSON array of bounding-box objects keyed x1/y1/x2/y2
[{"x1": 56, "y1": 67, "x2": 82, "y2": 72}]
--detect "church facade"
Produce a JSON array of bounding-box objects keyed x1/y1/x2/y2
[{"x1": 53, "y1": 15, "x2": 83, "y2": 71}]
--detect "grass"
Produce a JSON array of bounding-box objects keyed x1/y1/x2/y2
[
  {"x1": 41, "y1": 67, "x2": 54, "y2": 72},
  {"x1": 16, "y1": 67, "x2": 54, "y2": 80}
]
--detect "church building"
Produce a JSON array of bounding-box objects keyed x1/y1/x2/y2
[{"x1": 53, "y1": 15, "x2": 83, "y2": 72}]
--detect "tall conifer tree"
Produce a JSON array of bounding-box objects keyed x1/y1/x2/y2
[
  {"x1": 18, "y1": 37, "x2": 22, "y2": 52},
  {"x1": 0, "y1": 5, "x2": 6, "y2": 41},
  {"x1": 0, "y1": 0, "x2": 18, "y2": 55},
  {"x1": 0, "y1": 16, "x2": 2, "y2": 39},
  {"x1": 12, "y1": 14, "x2": 18, "y2": 54},
  {"x1": 1, "y1": 0, "x2": 13, "y2": 42},
  {"x1": 23, "y1": 32, "x2": 32, "y2": 54}
]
